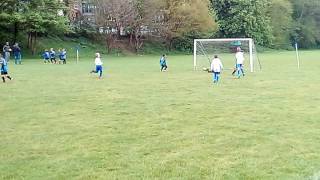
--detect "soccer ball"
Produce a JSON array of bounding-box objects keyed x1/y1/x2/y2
[
  {"x1": 8, "y1": 49, "x2": 12, "y2": 52},
  {"x1": 203, "y1": 67, "x2": 209, "y2": 71}
]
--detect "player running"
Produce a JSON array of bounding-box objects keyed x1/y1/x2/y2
[
  {"x1": 160, "y1": 54, "x2": 168, "y2": 72},
  {"x1": 90, "y1": 52, "x2": 103, "y2": 79},
  {"x1": 59, "y1": 48, "x2": 67, "y2": 64},
  {"x1": 0, "y1": 54, "x2": 12, "y2": 83}
]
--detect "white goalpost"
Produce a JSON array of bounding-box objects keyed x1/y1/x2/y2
[{"x1": 193, "y1": 38, "x2": 260, "y2": 72}]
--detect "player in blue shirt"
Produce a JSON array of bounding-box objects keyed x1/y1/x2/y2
[
  {"x1": 50, "y1": 48, "x2": 56, "y2": 64},
  {"x1": 13, "y1": 43, "x2": 22, "y2": 65},
  {"x1": 160, "y1": 54, "x2": 168, "y2": 72},
  {"x1": 42, "y1": 49, "x2": 50, "y2": 64},
  {"x1": 58, "y1": 49, "x2": 62, "y2": 64},
  {"x1": 59, "y1": 48, "x2": 67, "y2": 64},
  {"x1": 0, "y1": 54, "x2": 12, "y2": 83}
]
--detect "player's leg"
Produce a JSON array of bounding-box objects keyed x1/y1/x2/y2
[
  {"x1": 216, "y1": 72, "x2": 220, "y2": 82},
  {"x1": 236, "y1": 64, "x2": 241, "y2": 78},
  {"x1": 18, "y1": 53, "x2": 22, "y2": 64},
  {"x1": 91, "y1": 65, "x2": 99, "y2": 74},
  {"x1": 3, "y1": 66, "x2": 11, "y2": 80},
  {"x1": 240, "y1": 64, "x2": 245, "y2": 76},
  {"x1": 232, "y1": 64, "x2": 236, "y2": 75},
  {"x1": 99, "y1": 67, "x2": 103, "y2": 78},
  {"x1": 14, "y1": 54, "x2": 18, "y2": 64},
  {"x1": 6, "y1": 73, "x2": 12, "y2": 80},
  {"x1": 1, "y1": 67, "x2": 6, "y2": 82},
  {"x1": 90, "y1": 69, "x2": 96, "y2": 73},
  {"x1": 213, "y1": 72, "x2": 217, "y2": 83}
]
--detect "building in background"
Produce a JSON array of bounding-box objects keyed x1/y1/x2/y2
[{"x1": 67, "y1": 0, "x2": 96, "y2": 30}]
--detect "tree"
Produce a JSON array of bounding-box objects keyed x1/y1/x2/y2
[
  {"x1": 0, "y1": 0, "x2": 70, "y2": 54},
  {"x1": 94, "y1": 0, "x2": 161, "y2": 53},
  {"x1": 94, "y1": 0, "x2": 133, "y2": 53},
  {"x1": 158, "y1": 0, "x2": 216, "y2": 50},
  {"x1": 269, "y1": 0, "x2": 293, "y2": 49},
  {"x1": 291, "y1": 0, "x2": 320, "y2": 48},
  {"x1": 23, "y1": 0, "x2": 70, "y2": 54},
  {"x1": 211, "y1": 0, "x2": 273, "y2": 46}
]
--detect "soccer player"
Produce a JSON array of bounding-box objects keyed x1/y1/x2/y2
[
  {"x1": 0, "y1": 54, "x2": 12, "y2": 83},
  {"x1": 12, "y1": 43, "x2": 22, "y2": 65},
  {"x1": 160, "y1": 54, "x2": 168, "y2": 72},
  {"x1": 235, "y1": 48, "x2": 245, "y2": 78},
  {"x1": 210, "y1": 55, "x2": 223, "y2": 83},
  {"x1": 60, "y1": 48, "x2": 67, "y2": 64},
  {"x1": 42, "y1": 49, "x2": 50, "y2": 64},
  {"x1": 2, "y1": 42, "x2": 11, "y2": 62},
  {"x1": 50, "y1": 48, "x2": 56, "y2": 64},
  {"x1": 58, "y1": 49, "x2": 62, "y2": 64},
  {"x1": 90, "y1": 52, "x2": 103, "y2": 79}
]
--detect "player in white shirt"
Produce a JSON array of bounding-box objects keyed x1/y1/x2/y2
[
  {"x1": 210, "y1": 55, "x2": 223, "y2": 83},
  {"x1": 235, "y1": 48, "x2": 245, "y2": 78},
  {"x1": 90, "y1": 52, "x2": 103, "y2": 79}
]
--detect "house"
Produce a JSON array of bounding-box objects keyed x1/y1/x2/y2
[{"x1": 67, "y1": 0, "x2": 96, "y2": 28}]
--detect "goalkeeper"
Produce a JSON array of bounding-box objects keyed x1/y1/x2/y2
[
  {"x1": 235, "y1": 48, "x2": 245, "y2": 78},
  {"x1": 210, "y1": 55, "x2": 223, "y2": 83}
]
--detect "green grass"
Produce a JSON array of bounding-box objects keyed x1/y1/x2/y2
[{"x1": 1, "y1": 51, "x2": 320, "y2": 179}]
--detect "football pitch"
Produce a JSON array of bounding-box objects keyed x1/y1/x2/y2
[{"x1": 1, "y1": 51, "x2": 320, "y2": 179}]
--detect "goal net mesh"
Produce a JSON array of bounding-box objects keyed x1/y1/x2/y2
[{"x1": 194, "y1": 39, "x2": 260, "y2": 72}]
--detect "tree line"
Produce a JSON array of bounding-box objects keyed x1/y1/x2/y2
[{"x1": 0, "y1": 0, "x2": 319, "y2": 54}]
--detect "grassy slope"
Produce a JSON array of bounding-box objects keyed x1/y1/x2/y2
[
  {"x1": 0, "y1": 51, "x2": 320, "y2": 179},
  {"x1": 22, "y1": 36, "x2": 108, "y2": 59}
]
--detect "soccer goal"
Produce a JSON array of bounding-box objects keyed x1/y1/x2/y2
[{"x1": 193, "y1": 38, "x2": 261, "y2": 72}]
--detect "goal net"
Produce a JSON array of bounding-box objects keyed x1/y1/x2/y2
[{"x1": 193, "y1": 38, "x2": 261, "y2": 72}]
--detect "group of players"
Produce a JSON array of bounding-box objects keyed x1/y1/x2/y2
[
  {"x1": 42, "y1": 48, "x2": 67, "y2": 64},
  {"x1": 1, "y1": 44, "x2": 244, "y2": 83},
  {"x1": 209, "y1": 47, "x2": 245, "y2": 83}
]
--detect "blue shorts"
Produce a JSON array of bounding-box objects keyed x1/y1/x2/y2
[
  {"x1": 236, "y1": 64, "x2": 243, "y2": 69},
  {"x1": 1, "y1": 65, "x2": 8, "y2": 75},
  {"x1": 96, "y1": 65, "x2": 103, "y2": 72}
]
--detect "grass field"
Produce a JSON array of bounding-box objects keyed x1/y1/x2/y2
[{"x1": 1, "y1": 51, "x2": 320, "y2": 179}]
